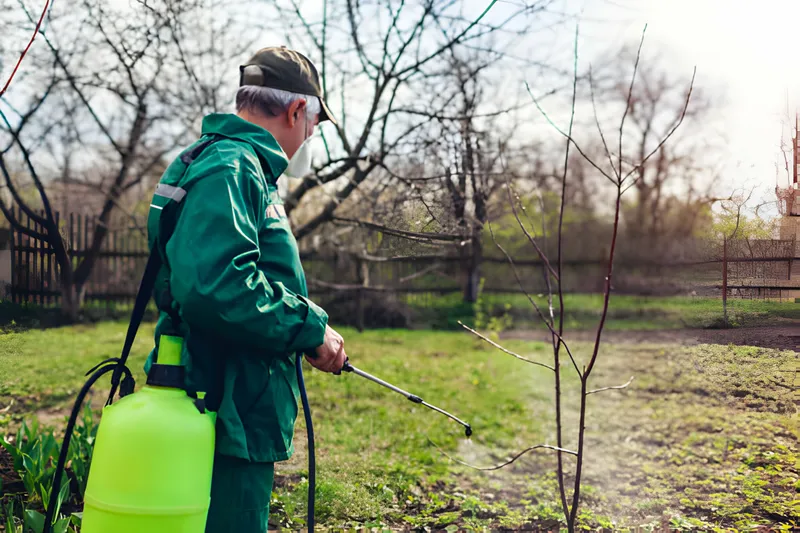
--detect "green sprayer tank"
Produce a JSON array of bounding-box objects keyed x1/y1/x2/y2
[{"x1": 81, "y1": 335, "x2": 216, "y2": 533}]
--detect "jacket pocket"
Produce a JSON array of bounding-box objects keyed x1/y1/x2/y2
[
  {"x1": 239, "y1": 357, "x2": 299, "y2": 461},
  {"x1": 234, "y1": 358, "x2": 272, "y2": 418}
]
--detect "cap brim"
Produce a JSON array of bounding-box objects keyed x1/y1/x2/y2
[{"x1": 319, "y1": 97, "x2": 338, "y2": 126}]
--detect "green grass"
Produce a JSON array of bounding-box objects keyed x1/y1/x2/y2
[
  {"x1": 0, "y1": 324, "x2": 798, "y2": 530},
  {"x1": 5, "y1": 293, "x2": 798, "y2": 333},
  {"x1": 414, "y1": 292, "x2": 800, "y2": 331}
]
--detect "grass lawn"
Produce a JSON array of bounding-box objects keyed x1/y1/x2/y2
[
  {"x1": 0, "y1": 323, "x2": 798, "y2": 531},
  {"x1": 4, "y1": 294, "x2": 799, "y2": 333},
  {"x1": 417, "y1": 292, "x2": 800, "y2": 331}
]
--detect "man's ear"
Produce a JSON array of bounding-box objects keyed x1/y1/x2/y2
[{"x1": 286, "y1": 99, "x2": 307, "y2": 128}]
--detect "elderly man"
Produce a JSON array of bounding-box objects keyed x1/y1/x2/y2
[{"x1": 144, "y1": 47, "x2": 347, "y2": 532}]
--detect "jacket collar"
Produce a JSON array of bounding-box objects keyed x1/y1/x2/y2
[{"x1": 201, "y1": 113, "x2": 289, "y2": 182}]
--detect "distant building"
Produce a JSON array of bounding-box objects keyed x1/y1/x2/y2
[{"x1": 776, "y1": 114, "x2": 800, "y2": 299}]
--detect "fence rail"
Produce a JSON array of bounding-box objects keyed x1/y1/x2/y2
[{"x1": 3, "y1": 207, "x2": 800, "y2": 309}]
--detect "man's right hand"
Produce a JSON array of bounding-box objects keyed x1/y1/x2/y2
[{"x1": 306, "y1": 325, "x2": 347, "y2": 373}]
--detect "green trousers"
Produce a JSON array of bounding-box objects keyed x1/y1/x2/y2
[{"x1": 205, "y1": 454, "x2": 275, "y2": 533}]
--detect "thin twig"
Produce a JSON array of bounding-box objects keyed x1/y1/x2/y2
[
  {"x1": 526, "y1": 82, "x2": 615, "y2": 183},
  {"x1": 768, "y1": 378, "x2": 799, "y2": 392},
  {"x1": 397, "y1": 0, "x2": 499, "y2": 77},
  {"x1": 398, "y1": 262, "x2": 441, "y2": 284},
  {"x1": 485, "y1": 219, "x2": 580, "y2": 374},
  {"x1": 589, "y1": 65, "x2": 619, "y2": 181},
  {"x1": 587, "y1": 376, "x2": 634, "y2": 395},
  {"x1": 620, "y1": 67, "x2": 697, "y2": 186},
  {"x1": 0, "y1": 0, "x2": 52, "y2": 98},
  {"x1": 428, "y1": 437, "x2": 577, "y2": 471},
  {"x1": 458, "y1": 321, "x2": 554, "y2": 371},
  {"x1": 535, "y1": 191, "x2": 556, "y2": 331},
  {"x1": 505, "y1": 180, "x2": 559, "y2": 282},
  {"x1": 618, "y1": 25, "x2": 647, "y2": 181}
]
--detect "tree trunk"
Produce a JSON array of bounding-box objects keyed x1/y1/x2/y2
[
  {"x1": 61, "y1": 263, "x2": 86, "y2": 322},
  {"x1": 462, "y1": 232, "x2": 483, "y2": 303},
  {"x1": 61, "y1": 278, "x2": 85, "y2": 322},
  {"x1": 356, "y1": 257, "x2": 368, "y2": 332}
]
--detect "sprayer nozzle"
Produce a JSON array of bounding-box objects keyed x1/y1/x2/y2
[{"x1": 465, "y1": 425, "x2": 473, "y2": 438}]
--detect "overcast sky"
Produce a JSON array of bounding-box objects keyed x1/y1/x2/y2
[
  {"x1": 4, "y1": 0, "x2": 797, "y2": 217},
  {"x1": 576, "y1": 0, "x2": 800, "y2": 217}
]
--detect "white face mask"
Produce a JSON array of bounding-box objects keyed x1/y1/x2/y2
[
  {"x1": 284, "y1": 109, "x2": 314, "y2": 178},
  {"x1": 284, "y1": 137, "x2": 313, "y2": 178}
]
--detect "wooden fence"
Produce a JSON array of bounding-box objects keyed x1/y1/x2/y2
[
  {"x1": 3, "y1": 206, "x2": 799, "y2": 309},
  {"x1": 5, "y1": 206, "x2": 148, "y2": 306}
]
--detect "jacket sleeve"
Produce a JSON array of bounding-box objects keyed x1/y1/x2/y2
[{"x1": 164, "y1": 160, "x2": 328, "y2": 354}]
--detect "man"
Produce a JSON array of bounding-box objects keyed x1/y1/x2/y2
[{"x1": 144, "y1": 47, "x2": 347, "y2": 532}]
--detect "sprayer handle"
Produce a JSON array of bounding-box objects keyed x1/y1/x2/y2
[{"x1": 335, "y1": 358, "x2": 354, "y2": 375}]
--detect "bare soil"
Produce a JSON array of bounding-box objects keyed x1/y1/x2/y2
[
  {"x1": 0, "y1": 447, "x2": 24, "y2": 495},
  {"x1": 503, "y1": 322, "x2": 800, "y2": 352}
]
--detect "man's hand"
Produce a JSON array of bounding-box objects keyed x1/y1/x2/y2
[{"x1": 307, "y1": 325, "x2": 347, "y2": 373}]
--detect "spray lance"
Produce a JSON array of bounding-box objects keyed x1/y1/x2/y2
[
  {"x1": 296, "y1": 356, "x2": 472, "y2": 531},
  {"x1": 337, "y1": 359, "x2": 472, "y2": 437}
]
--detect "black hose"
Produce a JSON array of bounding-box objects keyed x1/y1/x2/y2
[
  {"x1": 43, "y1": 363, "x2": 126, "y2": 533},
  {"x1": 295, "y1": 353, "x2": 315, "y2": 531}
]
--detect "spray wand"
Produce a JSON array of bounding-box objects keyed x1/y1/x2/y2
[
  {"x1": 299, "y1": 356, "x2": 471, "y2": 531},
  {"x1": 337, "y1": 359, "x2": 473, "y2": 437}
]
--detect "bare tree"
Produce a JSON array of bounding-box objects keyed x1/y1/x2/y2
[
  {"x1": 384, "y1": 48, "x2": 523, "y2": 303},
  {"x1": 589, "y1": 44, "x2": 714, "y2": 242},
  {"x1": 262, "y1": 0, "x2": 566, "y2": 243},
  {"x1": 0, "y1": 0, "x2": 246, "y2": 318},
  {"x1": 436, "y1": 25, "x2": 697, "y2": 531}
]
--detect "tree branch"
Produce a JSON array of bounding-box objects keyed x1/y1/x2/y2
[
  {"x1": 428, "y1": 437, "x2": 577, "y2": 471},
  {"x1": 486, "y1": 208, "x2": 580, "y2": 376},
  {"x1": 621, "y1": 67, "x2": 697, "y2": 187},
  {"x1": 396, "y1": 0, "x2": 500, "y2": 77},
  {"x1": 589, "y1": 65, "x2": 618, "y2": 180},
  {"x1": 19, "y1": 14, "x2": 122, "y2": 153},
  {"x1": 0, "y1": 0, "x2": 52, "y2": 98},
  {"x1": 330, "y1": 216, "x2": 468, "y2": 243},
  {"x1": 0, "y1": 195, "x2": 47, "y2": 241},
  {"x1": 587, "y1": 376, "x2": 634, "y2": 395},
  {"x1": 618, "y1": 25, "x2": 647, "y2": 183},
  {"x1": 458, "y1": 321, "x2": 554, "y2": 371},
  {"x1": 0, "y1": 110, "x2": 54, "y2": 228},
  {"x1": 526, "y1": 82, "x2": 615, "y2": 183}
]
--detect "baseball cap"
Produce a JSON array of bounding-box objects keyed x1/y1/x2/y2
[{"x1": 239, "y1": 46, "x2": 337, "y2": 125}]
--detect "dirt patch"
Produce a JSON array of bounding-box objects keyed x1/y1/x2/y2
[
  {"x1": 503, "y1": 323, "x2": 800, "y2": 352},
  {"x1": 32, "y1": 406, "x2": 72, "y2": 429},
  {"x1": 0, "y1": 446, "x2": 24, "y2": 494}
]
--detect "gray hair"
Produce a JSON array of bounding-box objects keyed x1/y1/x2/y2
[{"x1": 236, "y1": 85, "x2": 321, "y2": 120}]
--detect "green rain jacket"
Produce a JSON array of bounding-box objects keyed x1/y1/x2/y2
[{"x1": 143, "y1": 113, "x2": 328, "y2": 463}]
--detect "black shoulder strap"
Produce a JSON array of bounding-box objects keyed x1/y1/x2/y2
[{"x1": 106, "y1": 135, "x2": 221, "y2": 405}]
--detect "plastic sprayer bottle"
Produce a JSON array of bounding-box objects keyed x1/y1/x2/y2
[{"x1": 80, "y1": 335, "x2": 215, "y2": 533}]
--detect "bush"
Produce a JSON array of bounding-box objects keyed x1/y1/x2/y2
[
  {"x1": 322, "y1": 292, "x2": 414, "y2": 329},
  {"x1": 0, "y1": 300, "x2": 158, "y2": 331}
]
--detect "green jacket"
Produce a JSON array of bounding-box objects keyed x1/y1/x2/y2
[{"x1": 143, "y1": 113, "x2": 328, "y2": 463}]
